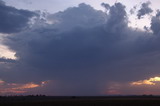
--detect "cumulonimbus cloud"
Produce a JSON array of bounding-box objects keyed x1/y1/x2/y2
[{"x1": 1, "y1": 1, "x2": 160, "y2": 95}]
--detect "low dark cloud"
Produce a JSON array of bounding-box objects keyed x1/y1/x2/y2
[
  {"x1": 137, "y1": 1, "x2": 153, "y2": 19},
  {"x1": 0, "y1": 58, "x2": 16, "y2": 63},
  {"x1": 0, "y1": 0, "x2": 37, "y2": 33},
  {"x1": 1, "y1": 1, "x2": 160, "y2": 95}
]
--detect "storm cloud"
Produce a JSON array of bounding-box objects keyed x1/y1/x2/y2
[
  {"x1": 1, "y1": 1, "x2": 160, "y2": 95},
  {"x1": 47, "y1": 3, "x2": 106, "y2": 31},
  {"x1": 151, "y1": 10, "x2": 160, "y2": 35},
  {"x1": 0, "y1": 0, "x2": 37, "y2": 33}
]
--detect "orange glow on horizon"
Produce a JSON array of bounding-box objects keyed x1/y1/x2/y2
[
  {"x1": 12, "y1": 83, "x2": 40, "y2": 90},
  {"x1": 0, "y1": 80, "x2": 4, "y2": 84},
  {"x1": 106, "y1": 90, "x2": 121, "y2": 95},
  {"x1": 0, "y1": 80, "x2": 49, "y2": 94}
]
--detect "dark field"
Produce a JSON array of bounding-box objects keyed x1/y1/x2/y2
[{"x1": 1, "y1": 96, "x2": 160, "y2": 106}]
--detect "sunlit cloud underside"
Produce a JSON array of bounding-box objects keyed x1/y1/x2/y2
[
  {"x1": 0, "y1": 79, "x2": 49, "y2": 94},
  {"x1": 131, "y1": 77, "x2": 160, "y2": 85},
  {"x1": 0, "y1": 45, "x2": 17, "y2": 60}
]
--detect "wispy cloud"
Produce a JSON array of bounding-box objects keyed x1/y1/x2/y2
[{"x1": 0, "y1": 80, "x2": 49, "y2": 94}]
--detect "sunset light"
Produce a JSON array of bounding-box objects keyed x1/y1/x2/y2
[
  {"x1": 0, "y1": 80, "x2": 49, "y2": 94},
  {"x1": 131, "y1": 77, "x2": 160, "y2": 85}
]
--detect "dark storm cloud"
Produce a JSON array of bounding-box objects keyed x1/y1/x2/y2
[
  {"x1": 104, "y1": 3, "x2": 128, "y2": 33},
  {"x1": 0, "y1": 0, "x2": 37, "y2": 33},
  {"x1": 5, "y1": 2, "x2": 130, "y2": 72},
  {"x1": 151, "y1": 10, "x2": 160, "y2": 35},
  {"x1": 156, "y1": 10, "x2": 160, "y2": 17},
  {"x1": 47, "y1": 3, "x2": 106, "y2": 31},
  {"x1": 0, "y1": 0, "x2": 4, "y2": 5},
  {"x1": 2, "y1": 2, "x2": 160, "y2": 95},
  {"x1": 137, "y1": 1, "x2": 153, "y2": 19}
]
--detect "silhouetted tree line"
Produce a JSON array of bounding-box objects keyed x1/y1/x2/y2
[{"x1": 0, "y1": 94, "x2": 46, "y2": 97}]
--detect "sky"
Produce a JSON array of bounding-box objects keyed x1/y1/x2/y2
[{"x1": 1, "y1": 0, "x2": 160, "y2": 96}]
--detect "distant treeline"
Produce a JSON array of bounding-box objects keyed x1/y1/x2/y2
[{"x1": 0, "y1": 94, "x2": 160, "y2": 99}]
